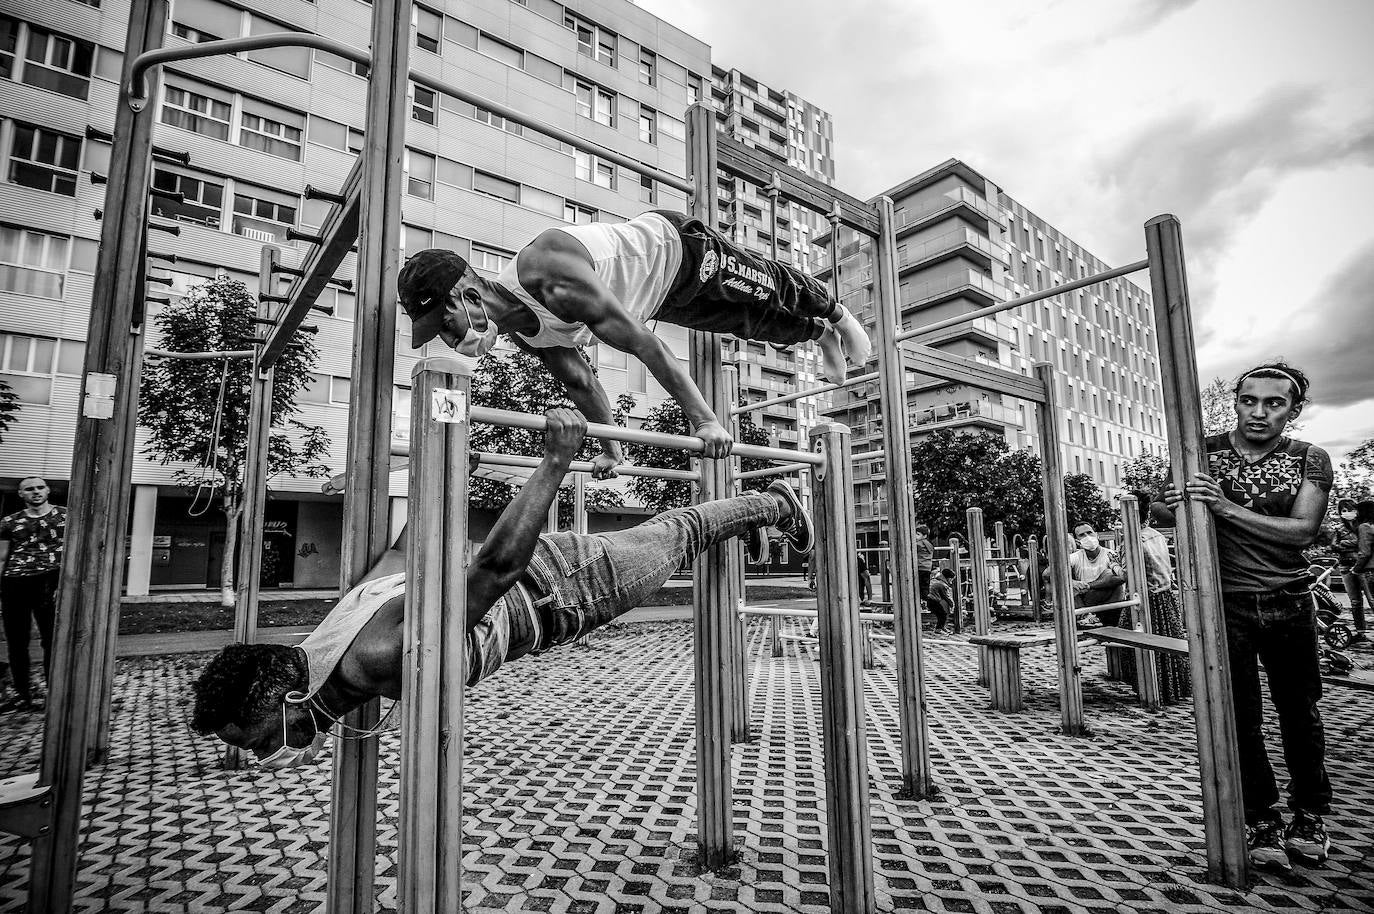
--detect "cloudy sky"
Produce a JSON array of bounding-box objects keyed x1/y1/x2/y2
[{"x1": 637, "y1": 0, "x2": 1374, "y2": 466}]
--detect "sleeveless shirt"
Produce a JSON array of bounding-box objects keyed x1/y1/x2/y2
[{"x1": 495, "y1": 212, "x2": 683, "y2": 349}]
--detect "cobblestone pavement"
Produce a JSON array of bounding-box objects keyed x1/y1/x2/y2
[{"x1": 1, "y1": 619, "x2": 1371, "y2": 913}]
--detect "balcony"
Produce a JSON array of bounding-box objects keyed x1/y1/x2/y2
[
  {"x1": 910, "y1": 315, "x2": 1015, "y2": 349},
  {"x1": 902, "y1": 269, "x2": 1007, "y2": 310},
  {"x1": 895, "y1": 187, "x2": 1005, "y2": 235},
  {"x1": 898, "y1": 227, "x2": 1005, "y2": 274},
  {"x1": 909, "y1": 399, "x2": 1024, "y2": 431}
]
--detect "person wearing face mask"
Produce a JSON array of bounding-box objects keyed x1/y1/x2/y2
[
  {"x1": 1067, "y1": 521, "x2": 1128, "y2": 629},
  {"x1": 1348, "y1": 500, "x2": 1374, "y2": 640},
  {"x1": 396, "y1": 211, "x2": 873, "y2": 480},
  {"x1": 190, "y1": 408, "x2": 815, "y2": 768},
  {"x1": 1327, "y1": 497, "x2": 1369, "y2": 638}
]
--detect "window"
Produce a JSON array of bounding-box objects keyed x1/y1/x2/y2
[
  {"x1": 638, "y1": 48, "x2": 656, "y2": 86},
  {"x1": 472, "y1": 170, "x2": 518, "y2": 204},
  {"x1": 22, "y1": 25, "x2": 94, "y2": 99},
  {"x1": 563, "y1": 202, "x2": 595, "y2": 224},
  {"x1": 161, "y1": 78, "x2": 233, "y2": 140},
  {"x1": 411, "y1": 83, "x2": 437, "y2": 125},
  {"x1": 406, "y1": 149, "x2": 435, "y2": 200},
  {"x1": 232, "y1": 184, "x2": 297, "y2": 243},
  {"x1": 314, "y1": 47, "x2": 369, "y2": 77},
  {"x1": 171, "y1": 22, "x2": 220, "y2": 43},
  {"x1": 473, "y1": 105, "x2": 521, "y2": 135},
  {"x1": 8, "y1": 124, "x2": 81, "y2": 196},
  {"x1": 574, "y1": 80, "x2": 615, "y2": 127},
  {"x1": 401, "y1": 224, "x2": 432, "y2": 256},
  {"x1": 301, "y1": 373, "x2": 351, "y2": 405},
  {"x1": 246, "y1": 14, "x2": 310, "y2": 79},
  {"x1": 598, "y1": 346, "x2": 627, "y2": 370},
  {"x1": 436, "y1": 157, "x2": 471, "y2": 189},
  {"x1": 151, "y1": 168, "x2": 224, "y2": 227},
  {"x1": 1, "y1": 16, "x2": 17, "y2": 78},
  {"x1": 639, "y1": 175, "x2": 656, "y2": 206},
  {"x1": 0, "y1": 225, "x2": 68, "y2": 299},
  {"x1": 639, "y1": 107, "x2": 657, "y2": 145},
  {"x1": 478, "y1": 33, "x2": 522, "y2": 68},
  {"x1": 307, "y1": 114, "x2": 351, "y2": 151},
  {"x1": 413, "y1": 4, "x2": 441, "y2": 53},
  {"x1": 564, "y1": 12, "x2": 614, "y2": 66},
  {"x1": 239, "y1": 98, "x2": 305, "y2": 160},
  {"x1": 687, "y1": 72, "x2": 702, "y2": 106},
  {"x1": 629, "y1": 360, "x2": 646, "y2": 393},
  {"x1": 0, "y1": 332, "x2": 77, "y2": 404},
  {"x1": 574, "y1": 152, "x2": 614, "y2": 190},
  {"x1": 172, "y1": 0, "x2": 241, "y2": 44},
  {"x1": 471, "y1": 244, "x2": 512, "y2": 274}
]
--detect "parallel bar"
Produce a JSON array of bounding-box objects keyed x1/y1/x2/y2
[
  {"x1": 735, "y1": 461, "x2": 808, "y2": 481},
  {"x1": 896, "y1": 259, "x2": 1151, "y2": 343},
  {"x1": 968, "y1": 508, "x2": 992, "y2": 686},
  {"x1": 469, "y1": 406, "x2": 825, "y2": 466},
  {"x1": 1118, "y1": 497, "x2": 1161, "y2": 711},
  {"x1": 810, "y1": 422, "x2": 876, "y2": 913},
  {"x1": 260, "y1": 156, "x2": 365, "y2": 370},
  {"x1": 716, "y1": 133, "x2": 879, "y2": 237},
  {"x1": 903, "y1": 342, "x2": 1047, "y2": 405},
  {"x1": 873, "y1": 196, "x2": 933, "y2": 798},
  {"x1": 480, "y1": 451, "x2": 700, "y2": 482},
  {"x1": 732, "y1": 371, "x2": 878, "y2": 416},
  {"x1": 1033, "y1": 363, "x2": 1084, "y2": 735},
  {"x1": 1146, "y1": 214, "x2": 1247, "y2": 886}
]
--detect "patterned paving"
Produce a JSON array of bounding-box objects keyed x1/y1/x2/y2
[{"x1": 1, "y1": 619, "x2": 1371, "y2": 913}]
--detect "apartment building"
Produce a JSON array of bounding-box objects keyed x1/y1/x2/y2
[
  {"x1": 817, "y1": 159, "x2": 1167, "y2": 542},
  {"x1": 0, "y1": 0, "x2": 710, "y2": 591}
]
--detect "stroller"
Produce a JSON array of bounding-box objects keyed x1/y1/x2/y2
[{"x1": 1309, "y1": 558, "x2": 1356, "y2": 651}]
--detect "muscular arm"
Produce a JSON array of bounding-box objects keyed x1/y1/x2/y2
[
  {"x1": 1190, "y1": 475, "x2": 1329, "y2": 547},
  {"x1": 508, "y1": 334, "x2": 622, "y2": 465}
]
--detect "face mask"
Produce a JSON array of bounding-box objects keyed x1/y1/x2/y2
[
  {"x1": 259, "y1": 692, "x2": 328, "y2": 770},
  {"x1": 444, "y1": 286, "x2": 499, "y2": 358},
  {"x1": 454, "y1": 320, "x2": 498, "y2": 358},
  {"x1": 1078, "y1": 534, "x2": 1099, "y2": 551},
  {"x1": 1342, "y1": 511, "x2": 1357, "y2": 521}
]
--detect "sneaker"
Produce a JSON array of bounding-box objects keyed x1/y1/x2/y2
[
  {"x1": 1285, "y1": 811, "x2": 1330, "y2": 864},
  {"x1": 831, "y1": 307, "x2": 872, "y2": 367},
  {"x1": 1247, "y1": 819, "x2": 1292, "y2": 873},
  {"x1": 817, "y1": 327, "x2": 846, "y2": 382},
  {"x1": 765, "y1": 481, "x2": 814, "y2": 555},
  {"x1": 744, "y1": 525, "x2": 768, "y2": 566}
]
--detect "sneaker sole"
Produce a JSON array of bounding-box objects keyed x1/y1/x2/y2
[
  {"x1": 765, "y1": 482, "x2": 813, "y2": 554},
  {"x1": 1249, "y1": 851, "x2": 1293, "y2": 873}
]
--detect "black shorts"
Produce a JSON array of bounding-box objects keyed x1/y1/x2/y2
[{"x1": 649, "y1": 211, "x2": 837, "y2": 346}]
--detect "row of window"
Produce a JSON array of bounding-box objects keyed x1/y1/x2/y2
[
  {"x1": 0, "y1": 331, "x2": 85, "y2": 405},
  {"x1": 0, "y1": 225, "x2": 98, "y2": 300},
  {"x1": 1, "y1": 16, "x2": 120, "y2": 103}
]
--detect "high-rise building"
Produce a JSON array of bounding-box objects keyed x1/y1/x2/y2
[
  {"x1": 0, "y1": 0, "x2": 710, "y2": 591},
  {"x1": 817, "y1": 159, "x2": 1167, "y2": 543}
]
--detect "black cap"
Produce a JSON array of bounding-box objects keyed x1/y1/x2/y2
[{"x1": 398, "y1": 249, "x2": 470, "y2": 348}]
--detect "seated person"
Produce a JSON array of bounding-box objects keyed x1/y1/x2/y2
[
  {"x1": 925, "y1": 566, "x2": 956, "y2": 633},
  {"x1": 1069, "y1": 521, "x2": 1127, "y2": 627},
  {"x1": 192, "y1": 409, "x2": 813, "y2": 768}
]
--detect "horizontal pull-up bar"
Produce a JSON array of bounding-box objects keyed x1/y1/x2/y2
[
  {"x1": 896, "y1": 258, "x2": 1150, "y2": 343},
  {"x1": 732, "y1": 372, "x2": 878, "y2": 416},
  {"x1": 126, "y1": 35, "x2": 692, "y2": 196},
  {"x1": 470, "y1": 406, "x2": 826, "y2": 466},
  {"x1": 477, "y1": 451, "x2": 700, "y2": 482},
  {"x1": 735, "y1": 461, "x2": 809, "y2": 480},
  {"x1": 145, "y1": 348, "x2": 255, "y2": 360}
]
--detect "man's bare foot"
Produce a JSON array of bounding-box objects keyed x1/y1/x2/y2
[
  {"x1": 818, "y1": 327, "x2": 847, "y2": 382},
  {"x1": 832, "y1": 308, "x2": 872, "y2": 366}
]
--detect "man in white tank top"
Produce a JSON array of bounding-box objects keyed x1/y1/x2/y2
[{"x1": 397, "y1": 211, "x2": 872, "y2": 479}]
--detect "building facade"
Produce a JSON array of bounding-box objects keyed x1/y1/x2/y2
[
  {"x1": 817, "y1": 159, "x2": 1167, "y2": 543},
  {"x1": 0, "y1": 0, "x2": 711, "y2": 591}
]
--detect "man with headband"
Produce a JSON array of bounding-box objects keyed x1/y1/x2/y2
[
  {"x1": 396, "y1": 211, "x2": 872, "y2": 478},
  {"x1": 1163, "y1": 361, "x2": 1334, "y2": 872}
]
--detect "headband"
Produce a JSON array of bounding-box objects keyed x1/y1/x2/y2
[{"x1": 1239, "y1": 368, "x2": 1305, "y2": 399}]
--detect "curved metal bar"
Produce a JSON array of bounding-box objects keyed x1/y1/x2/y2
[
  {"x1": 145, "y1": 347, "x2": 255, "y2": 359},
  {"x1": 896, "y1": 258, "x2": 1150, "y2": 343},
  {"x1": 127, "y1": 33, "x2": 372, "y2": 110},
  {"x1": 732, "y1": 371, "x2": 878, "y2": 415}
]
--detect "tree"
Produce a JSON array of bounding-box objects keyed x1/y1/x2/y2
[
  {"x1": 1063, "y1": 473, "x2": 1116, "y2": 532},
  {"x1": 0, "y1": 378, "x2": 18, "y2": 445},
  {"x1": 1121, "y1": 453, "x2": 1168, "y2": 497},
  {"x1": 1335, "y1": 438, "x2": 1374, "y2": 501},
  {"x1": 620, "y1": 396, "x2": 774, "y2": 514},
  {"x1": 1199, "y1": 376, "x2": 1234, "y2": 437},
  {"x1": 138, "y1": 276, "x2": 331, "y2": 606},
  {"x1": 468, "y1": 347, "x2": 623, "y2": 526}
]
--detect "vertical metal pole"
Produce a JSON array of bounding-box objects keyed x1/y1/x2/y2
[
  {"x1": 723, "y1": 367, "x2": 749, "y2": 742},
  {"x1": 28, "y1": 2, "x2": 164, "y2": 909},
  {"x1": 400, "y1": 358, "x2": 470, "y2": 913},
  {"x1": 1028, "y1": 536, "x2": 1042, "y2": 624},
  {"x1": 330, "y1": 0, "x2": 412, "y2": 909},
  {"x1": 573, "y1": 475, "x2": 592, "y2": 648},
  {"x1": 967, "y1": 508, "x2": 992, "y2": 685},
  {"x1": 1119, "y1": 497, "x2": 1160, "y2": 710},
  {"x1": 873, "y1": 197, "x2": 933, "y2": 797},
  {"x1": 810, "y1": 422, "x2": 875, "y2": 914},
  {"x1": 948, "y1": 535, "x2": 963, "y2": 634},
  {"x1": 1146, "y1": 215, "x2": 1247, "y2": 886},
  {"x1": 225, "y1": 245, "x2": 281, "y2": 771},
  {"x1": 546, "y1": 496, "x2": 559, "y2": 534},
  {"x1": 1033, "y1": 363, "x2": 1085, "y2": 735},
  {"x1": 767, "y1": 172, "x2": 781, "y2": 261},
  {"x1": 685, "y1": 103, "x2": 734, "y2": 869}
]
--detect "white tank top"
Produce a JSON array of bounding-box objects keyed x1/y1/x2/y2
[{"x1": 495, "y1": 212, "x2": 683, "y2": 349}]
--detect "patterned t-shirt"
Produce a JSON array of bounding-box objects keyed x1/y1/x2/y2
[
  {"x1": 0, "y1": 506, "x2": 67, "y2": 577},
  {"x1": 1205, "y1": 434, "x2": 1333, "y2": 593}
]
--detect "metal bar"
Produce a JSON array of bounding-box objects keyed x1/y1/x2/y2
[
  {"x1": 330, "y1": 3, "x2": 410, "y2": 911},
  {"x1": 145, "y1": 347, "x2": 255, "y2": 359},
  {"x1": 732, "y1": 371, "x2": 878, "y2": 416},
  {"x1": 1118, "y1": 496, "x2": 1161, "y2": 710},
  {"x1": 742, "y1": 605, "x2": 895, "y2": 624},
  {"x1": 686, "y1": 105, "x2": 734, "y2": 869},
  {"x1": 479, "y1": 451, "x2": 700, "y2": 482},
  {"x1": 735, "y1": 461, "x2": 808, "y2": 481},
  {"x1": 30, "y1": 1, "x2": 165, "y2": 910},
  {"x1": 1033, "y1": 363, "x2": 1085, "y2": 735},
  {"x1": 1146, "y1": 214, "x2": 1246, "y2": 887},
  {"x1": 810, "y1": 422, "x2": 876, "y2": 913},
  {"x1": 902, "y1": 342, "x2": 1048, "y2": 404},
  {"x1": 723, "y1": 368, "x2": 749, "y2": 744},
  {"x1": 968, "y1": 508, "x2": 992, "y2": 686},
  {"x1": 1075, "y1": 598, "x2": 1141, "y2": 614},
  {"x1": 468, "y1": 406, "x2": 825, "y2": 466},
  {"x1": 895, "y1": 258, "x2": 1151, "y2": 343},
  {"x1": 766, "y1": 172, "x2": 781, "y2": 261},
  {"x1": 715, "y1": 132, "x2": 879, "y2": 237}
]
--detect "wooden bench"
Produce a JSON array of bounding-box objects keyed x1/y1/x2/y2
[
  {"x1": 0, "y1": 772, "x2": 52, "y2": 839},
  {"x1": 966, "y1": 633, "x2": 1057, "y2": 712},
  {"x1": 1079, "y1": 626, "x2": 1188, "y2": 655}
]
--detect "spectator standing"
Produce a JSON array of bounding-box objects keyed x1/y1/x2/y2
[
  {"x1": 856, "y1": 552, "x2": 872, "y2": 605},
  {"x1": 1330, "y1": 498, "x2": 1370, "y2": 638},
  {"x1": 1348, "y1": 500, "x2": 1374, "y2": 639},
  {"x1": 1164, "y1": 361, "x2": 1333, "y2": 872},
  {"x1": 1132, "y1": 492, "x2": 1191, "y2": 704},
  {"x1": 0, "y1": 477, "x2": 67, "y2": 712},
  {"x1": 913, "y1": 525, "x2": 934, "y2": 603}
]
